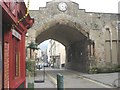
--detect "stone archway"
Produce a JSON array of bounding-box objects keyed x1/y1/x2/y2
[
  {"x1": 35, "y1": 15, "x2": 90, "y2": 72},
  {"x1": 35, "y1": 13, "x2": 89, "y2": 45},
  {"x1": 27, "y1": 0, "x2": 119, "y2": 72}
]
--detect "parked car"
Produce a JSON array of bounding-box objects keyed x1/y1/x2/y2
[
  {"x1": 36, "y1": 63, "x2": 42, "y2": 69},
  {"x1": 43, "y1": 63, "x2": 48, "y2": 67}
]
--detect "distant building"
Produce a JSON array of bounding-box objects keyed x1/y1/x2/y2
[
  {"x1": 47, "y1": 39, "x2": 66, "y2": 68},
  {"x1": 36, "y1": 45, "x2": 42, "y2": 59}
]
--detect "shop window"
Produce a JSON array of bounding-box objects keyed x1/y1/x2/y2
[{"x1": 12, "y1": 36, "x2": 20, "y2": 77}]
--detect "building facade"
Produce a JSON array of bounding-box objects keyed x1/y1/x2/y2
[
  {"x1": 1, "y1": 0, "x2": 34, "y2": 88},
  {"x1": 47, "y1": 39, "x2": 66, "y2": 68}
]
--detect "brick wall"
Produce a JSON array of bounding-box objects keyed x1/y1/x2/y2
[
  {"x1": 0, "y1": 43, "x2": 2, "y2": 90},
  {"x1": 4, "y1": 42, "x2": 9, "y2": 88},
  {"x1": 0, "y1": 71, "x2": 2, "y2": 89}
]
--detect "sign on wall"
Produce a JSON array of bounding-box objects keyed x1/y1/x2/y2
[{"x1": 12, "y1": 29, "x2": 21, "y2": 40}]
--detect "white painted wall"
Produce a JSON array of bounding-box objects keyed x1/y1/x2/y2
[{"x1": 47, "y1": 39, "x2": 66, "y2": 68}]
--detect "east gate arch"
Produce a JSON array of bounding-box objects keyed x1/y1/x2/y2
[
  {"x1": 35, "y1": 15, "x2": 89, "y2": 72},
  {"x1": 35, "y1": 13, "x2": 89, "y2": 45},
  {"x1": 28, "y1": 0, "x2": 119, "y2": 72}
]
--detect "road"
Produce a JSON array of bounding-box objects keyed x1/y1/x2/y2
[
  {"x1": 34, "y1": 69, "x2": 56, "y2": 88},
  {"x1": 45, "y1": 68, "x2": 111, "y2": 88},
  {"x1": 33, "y1": 67, "x2": 119, "y2": 89}
]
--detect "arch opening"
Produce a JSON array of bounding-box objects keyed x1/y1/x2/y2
[
  {"x1": 36, "y1": 24, "x2": 88, "y2": 46},
  {"x1": 36, "y1": 24, "x2": 90, "y2": 72}
]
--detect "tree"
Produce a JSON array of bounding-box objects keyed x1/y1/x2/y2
[{"x1": 27, "y1": 41, "x2": 39, "y2": 58}]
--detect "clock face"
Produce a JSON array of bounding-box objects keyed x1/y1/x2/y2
[{"x1": 58, "y1": 2, "x2": 67, "y2": 11}]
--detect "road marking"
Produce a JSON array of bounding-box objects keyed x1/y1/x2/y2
[
  {"x1": 78, "y1": 75, "x2": 114, "y2": 88},
  {"x1": 45, "y1": 71, "x2": 57, "y2": 87},
  {"x1": 68, "y1": 70, "x2": 115, "y2": 88},
  {"x1": 46, "y1": 70, "x2": 116, "y2": 89}
]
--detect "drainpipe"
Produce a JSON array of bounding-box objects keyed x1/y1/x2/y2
[
  {"x1": 117, "y1": 28, "x2": 118, "y2": 47},
  {"x1": 106, "y1": 28, "x2": 112, "y2": 64},
  {"x1": 116, "y1": 26, "x2": 119, "y2": 65}
]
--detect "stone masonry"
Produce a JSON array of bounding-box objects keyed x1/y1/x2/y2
[{"x1": 27, "y1": 0, "x2": 120, "y2": 72}]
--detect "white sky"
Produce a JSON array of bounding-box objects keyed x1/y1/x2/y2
[
  {"x1": 39, "y1": 40, "x2": 49, "y2": 51},
  {"x1": 24, "y1": 0, "x2": 120, "y2": 13}
]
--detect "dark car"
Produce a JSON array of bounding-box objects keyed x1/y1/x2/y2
[
  {"x1": 36, "y1": 63, "x2": 42, "y2": 69},
  {"x1": 43, "y1": 63, "x2": 48, "y2": 67}
]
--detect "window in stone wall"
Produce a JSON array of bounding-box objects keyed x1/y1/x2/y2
[
  {"x1": 92, "y1": 42, "x2": 95, "y2": 56},
  {"x1": 89, "y1": 41, "x2": 95, "y2": 57}
]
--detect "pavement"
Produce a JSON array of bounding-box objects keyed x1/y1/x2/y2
[
  {"x1": 26, "y1": 67, "x2": 120, "y2": 89},
  {"x1": 81, "y1": 73, "x2": 119, "y2": 88},
  {"x1": 26, "y1": 70, "x2": 56, "y2": 88},
  {"x1": 67, "y1": 69, "x2": 119, "y2": 88}
]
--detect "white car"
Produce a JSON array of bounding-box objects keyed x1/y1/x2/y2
[{"x1": 36, "y1": 63, "x2": 42, "y2": 69}]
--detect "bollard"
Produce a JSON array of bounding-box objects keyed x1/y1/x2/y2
[{"x1": 57, "y1": 73, "x2": 64, "y2": 90}]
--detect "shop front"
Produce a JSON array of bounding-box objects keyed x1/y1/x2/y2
[{"x1": 1, "y1": 1, "x2": 34, "y2": 88}]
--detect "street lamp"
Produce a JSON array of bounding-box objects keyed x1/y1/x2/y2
[{"x1": 34, "y1": 48, "x2": 46, "y2": 83}]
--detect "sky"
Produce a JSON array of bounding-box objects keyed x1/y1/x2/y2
[
  {"x1": 24, "y1": 0, "x2": 120, "y2": 13},
  {"x1": 24, "y1": 0, "x2": 120, "y2": 50},
  {"x1": 39, "y1": 40, "x2": 49, "y2": 51}
]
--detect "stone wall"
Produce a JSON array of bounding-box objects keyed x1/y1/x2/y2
[
  {"x1": 65, "y1": 38, "x2": 89, "y2": 72},
  {"x1": 28, "y1": 0, "x2": 119, "y2": 72}
]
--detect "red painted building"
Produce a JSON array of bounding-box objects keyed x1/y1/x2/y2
[{"x1": 1, "y1": 0, "x2": 34, "y2": 88}]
